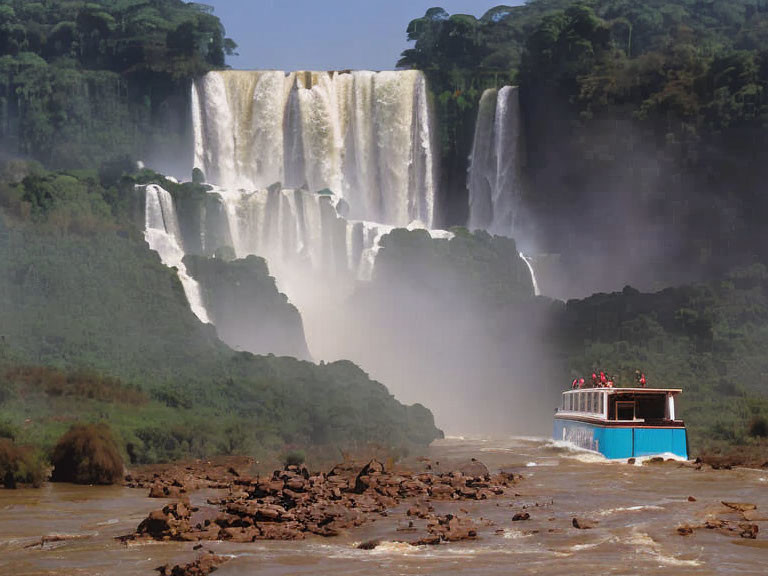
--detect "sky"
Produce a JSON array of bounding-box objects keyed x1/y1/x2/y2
[{"x1": 202, "y1": 1, "x2": 526, "y2": 71}]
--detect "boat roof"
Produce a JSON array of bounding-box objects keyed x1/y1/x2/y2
[{"x1": 565, "y1": 387, "x2": 682, "y2": 395}]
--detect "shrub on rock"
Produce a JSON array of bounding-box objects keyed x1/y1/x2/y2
[
  {"x1": 283, "y1": 450, "x2": 306, "y2": 467},
  {"x1": 51, "y1": 424, "x2": 123, "y2": 484},
  {"x1": 0, "y1": 438, "x2": 46, "y2": 488}
]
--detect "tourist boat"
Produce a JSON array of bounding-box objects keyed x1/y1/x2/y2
[{"x1": 553, "y1": 387, "x2": 688, "y2": 460}]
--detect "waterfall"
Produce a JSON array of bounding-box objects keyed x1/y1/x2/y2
[
  {"x1": 467, "y1": 86, "x2": 522, "y2": 236},
  {"x1": 519, "y1": 253, "x2": 541, "y2": 297},
  {"x1": 188, "y1": 186, "x2": 450, "y2": 282},
  {"x1": 143, "y1": 185, "x2": 211, "y2": 323},
  {"x1": 192, "y1": 70, "x2": 436, "y2": 228}
]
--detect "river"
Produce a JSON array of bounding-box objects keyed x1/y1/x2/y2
[{"x1": 1, "y1": 437, "x2": 766, "y2": 575}]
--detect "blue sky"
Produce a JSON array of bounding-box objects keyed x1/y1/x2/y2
[{"x1": 202, "y1": 1, "x2": 526, "y2": 71}]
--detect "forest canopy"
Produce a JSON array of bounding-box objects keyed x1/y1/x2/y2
[
  {"x1": 401, "y1": 1, "x2": 768, "y2": 288},
  {"x1": 0, "y1": 0, "x2": 235, "y2": 167}
]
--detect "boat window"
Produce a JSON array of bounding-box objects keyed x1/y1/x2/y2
[
  {"x1": 593, "y1": 392, "x2": 598, "y2": 413},
  {"x1": 635, "y1": 395, "x2": 666, "y2": 420},
  {"x1": 569, "y1": 395, "x2": 574, "y2": 411},
  {"x1": 586, "y1": 393, "x2": 592, "y2": 413},
  {"x1": 616, "y1": 401, "x2": 635, "y2": 421},
  {"x1": 579, "y1": 393, "x2": 585, "y2": 412},
  {"x1": 598, "y1": 393, "x2": 604, "y2": 414}
]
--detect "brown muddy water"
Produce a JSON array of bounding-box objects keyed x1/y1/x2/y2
[{"x1": 1, "y1": 437, "x2": 767, "y2": 575}]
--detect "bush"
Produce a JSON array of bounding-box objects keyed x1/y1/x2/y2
[
  {"x1": 0, "y1": 438, "x2": 46, "y2": 488},
  {"x1": 51, "y1": 424, "x2": 124, "y2": 485},
  {"x1": 283, "y1": 450, "x2": 306, "y2": 467},
  {"x1": 748, "y1": 416, "x2": 768, "y2": 438},
  {"x1": 0, "y1": 419, "x2": 17, "y2": 440}
]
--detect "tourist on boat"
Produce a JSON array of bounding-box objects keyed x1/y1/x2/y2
[
  {"x1": 634, "y1": 370, "x2": 647, "y2": 387},
  {"x1": 599, "y1": 371, "x2": 607, "y2": 385},
  {"x1": 639, "y1": 374, "x2": 646, "y2": 387},
  {"x1": 591, "y1": 373, "x2": 598, "y2": 387},
  {"x1": 572, "y1": 378, "x2": 579, "y2": 389},
  {"x1": 579, "y1": 377, "x2": 585, "y2": 388}
]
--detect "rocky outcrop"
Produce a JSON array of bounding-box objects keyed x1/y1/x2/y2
[
  {"x1": 572, "y1": 517, "x2": 598, "y2": 530},
  {"x1": 155, "y1": 552, "x2": 228, "y2": 576},
  {"x1": 427, "y1": 514, "x2": 478, "y2": 542},
  {"x1": 184, "y1": 255, "x2": 311, "y2": 360},
  {"x1": 676, "y1": 501, "x2": 761, "y2": 540},
  {"x1": 128, "y1": 459, "x2": 519, "y2": 544}
]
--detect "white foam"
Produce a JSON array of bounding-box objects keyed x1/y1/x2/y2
[
  {"x1": 356, "y1": 541, "x2": 420, "y2": 555},
  {"x1": 502, "y1": 528, "x2": 533, "y2": 540},
  {"x1": 596, "y1": 505, "x2": 664, "y2": 517},
  {"x1": 568, "y1": 539, "x2": 610, "y2": 552},
  {"x1": 628, "y1": 530, "x2": 702, "y2": 567},
  {"x1": 630, "y1": 453, "x2": 690, "y2": 466}
]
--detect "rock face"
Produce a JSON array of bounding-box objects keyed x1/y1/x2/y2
[
  {"x1": 51, "y1": 424, "x2": 123, "y2": 485},
  {"x1": 185, "y1": 255, "x2": 311, "y2": 360},
  {"x1": 129, "y1": 459, "x2": 518, "y2": 544}
]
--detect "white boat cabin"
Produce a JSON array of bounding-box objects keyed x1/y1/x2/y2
[{"x1": 558, "y1": 388, "x2": 682, "y2": 424}]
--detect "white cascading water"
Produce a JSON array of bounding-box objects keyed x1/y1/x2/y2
[
  {"x1": 207, "y1": 185, "x2": 452, "y2": 281},
  {"x1": 143, "y1": 185, "x2": 211, "y2": 323},
  {"x1": 142, "y1": 182, "x2": 451, "y2": 359},
  {"x1": 467, "y1": 86, "x2": 522, "y2": 235},
  {"x1": 192, "y1": 70, "x2": 435, "y2": 228},
  {"x1": 467, "y1": 86, "x2": 540, "y2": 295},
  {"x1": 519, "y1": 253, "x2": 541, "y2": 297},
  {"x1": 209, "y1": 185, "x2": 422, "y2": 281}
]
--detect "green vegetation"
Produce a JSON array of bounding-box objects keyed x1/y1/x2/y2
[
  {"x1": 400, "y1": 2, "x2": 768, "y2": 452},
  {"x1": 558, "y1": 267, "x2": 768, "y2": 452},
  {"x1": 51, "y1": 423, "x2": 124, "y2": 484},
  {"x1": 0, "y1": 0, "x2": 235, "y2": 167},
  {"x1": 185, "y1": 254, "x2": 311, "y2": 360},
  {"x1": 283, "y1": 449, "x2": 306, "y2": 467},
  {"x1": 374, "y1": 227, "x2": 535, "y2": 304},
  {"x1": 401, "y1": 1, "x2": 768, "y2": 284},
  {"x1": 399, "y1": 4, "x2": 558, "y2": 222},
  {"x1": 0, "y1": 437, "x2": 45, "y2": 488},
  {"x1": 0, "y1": 163, "x2": 442, "y2": 468}
]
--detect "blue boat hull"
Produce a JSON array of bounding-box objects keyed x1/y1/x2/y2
[{"x1": 553, "y1": 417, "x2": 688, "y2": 460}]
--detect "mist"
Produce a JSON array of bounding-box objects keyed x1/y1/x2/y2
[
  {"x1": 141, "y1": 69, "x2": 566, "y2": 439},
  {"x1": 250, "y1": 228, "x2": 561, "y2": 437}
]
